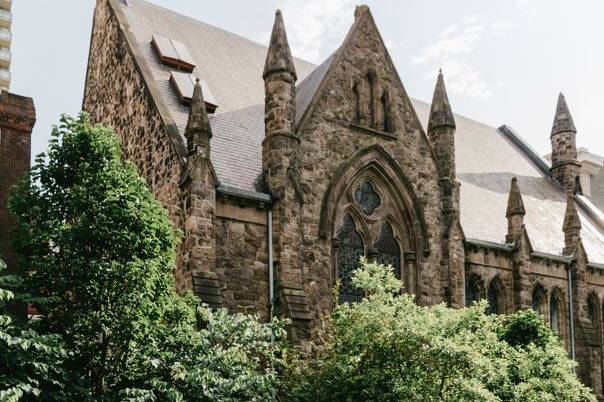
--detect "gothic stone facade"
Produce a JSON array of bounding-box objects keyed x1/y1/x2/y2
[{"x1": 83, "y1": 0, "x2": 604, "y2": 396}]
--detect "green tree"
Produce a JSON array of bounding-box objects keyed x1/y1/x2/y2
[
  {"x1": 282, "y1": 259, "x2": 595, "y2": 402},
  {"x1": 9, "y1": 114, "x2": 285, "y2": 401},
  {"x1": 0, "y1": 258, "x2": 76, "y2": 401}
]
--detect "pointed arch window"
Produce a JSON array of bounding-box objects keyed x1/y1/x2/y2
[
  {"x1": 465, "y1": 274, "x2": 483, "y2": 307},
  {"x1": 531, "y1": 284, "x2": 546, "y2": 316},
  {"x1": 487, "y1": 278, "x2": 504, "y2": 315},
  {"x1": 336, "y1": 214, "x2": 365, "y2": 304},
  {"x1": 374, "y1": 222, "x2": 401, "y2": 280},
  {"x1": 550, "y1": 293, "x2": 560, "y2": 334},
  {"x1": 352, "y1": 72, "x2": 393, "y2": 133}
]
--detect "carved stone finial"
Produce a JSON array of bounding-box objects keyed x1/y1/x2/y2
[
  {"x1": 354, "y1": 5, "x2": 370, "y2": 20},
  {"x1": 563, "y1": 193, "x2": 582, "y2": 232},
  {"x1": 185, "y1": 78, "x2": 212, "y2": 154},
  {"x1": 506, "y1": 177, "x2": 526, "y2": 217},
  {"x1": 427, "y1": 69, "x2": 455, "y2": 131},
  {"x1": 263, "y1": 9, "x2": 297, "y2": 80},
  {"x1": 551, "y1": 92, "x2": 577, "y2": 137}
]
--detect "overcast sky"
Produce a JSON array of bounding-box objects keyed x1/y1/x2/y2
[{"x1": 11, "y1": 0, "x2": 604, "y2": 161}]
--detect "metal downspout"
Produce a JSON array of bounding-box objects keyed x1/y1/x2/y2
[
  {"x1": 267, "y1": 207, "x2": 276, "y2": 402},
  {"x1": 568, "y1": 262, "x2": 576, "y2": 364}
]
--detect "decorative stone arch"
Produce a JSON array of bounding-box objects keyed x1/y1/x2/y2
[
  {"x1": 487, "y1": 275, "x2": 506, "y2": 315},
  {"x1": 531, "y1": 282, "x2": 548, "y2": 317},
  {"x1": 320, "y1": 145, "x2": 430, "y2": 299},
  {"x1": 465, "y1": 272, "x2": 485, "y2": 307},
  {"x1": 319, "y1": 145, "x2": 429, "y2": 252}
]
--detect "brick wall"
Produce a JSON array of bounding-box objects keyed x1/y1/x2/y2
[{"x1": 0, "y1": 91, "x2": 35, "y2": 278}]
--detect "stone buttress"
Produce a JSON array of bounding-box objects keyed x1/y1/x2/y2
[
  {"x1": 262, "y1": 10, "x2": 312, "y2": 340},
  {"x1": 426, "y1": 71, "x2": 465, "y2": 308},
  {"x1": 180, "y1": 80, "x2": 222, "y2": 308}
]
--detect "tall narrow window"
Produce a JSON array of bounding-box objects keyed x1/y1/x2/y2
[
  {"x1": 381, "y1": 91, "x2": 390, "y2": 132},
  {"x1": 353, "y1": 82, "x2": 361, "y2": 124},
  {"x1": 374, "y1": 222, "x2": 401, "y2": 280},
  {"x1": 550, "y1": 293, "x2": 560, "y2": 334},
  {"x1": 531, "y1": 284, "x2": 546, "y2": 315},
  {"x1": 487, "y1": 278, "x2": 504, "y2": 315},
  {"x1": 367, "y1": 73, "x2": 376, "y2": 127},
  {"x1": 336, "y1": 214, "x2": 365, "y2": 304},
  {"x1": 465, "y1": 274, "x2": 482, "y2": 307}
]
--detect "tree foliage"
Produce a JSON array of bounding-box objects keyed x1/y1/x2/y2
[
  {"x1": 0, "y1": 258, "x2": 76, "y2": 401},
  {"x1": 7, "y1": 114, "x2": 285, "y2": 401},
  {"x1": 282, "y1": 259, "x2": 595, "y2": 402}
]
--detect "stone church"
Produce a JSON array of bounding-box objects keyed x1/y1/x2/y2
[{"x1": 80, "y1": 0, "x2": 604, "y2": 395}]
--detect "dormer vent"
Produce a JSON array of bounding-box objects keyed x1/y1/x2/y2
[
  {"x1": 170, "y1": 71, "x2": 217, "y2": 113},
  {"x1": 151, "y1": 33, "x2": 195, "y2": 71}
]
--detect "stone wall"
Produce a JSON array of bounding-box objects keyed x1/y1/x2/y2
[{"x1": 83, "y1": 0, "x2": 188, "y2": 289}]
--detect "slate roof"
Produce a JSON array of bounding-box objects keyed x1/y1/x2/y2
[{"x1": 110, "y1": 0, "x2": 604, "y2": 263}]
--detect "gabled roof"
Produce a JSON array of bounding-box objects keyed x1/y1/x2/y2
[{"x1": 107, "y1": 0, "x2": 604, "y2": 263}]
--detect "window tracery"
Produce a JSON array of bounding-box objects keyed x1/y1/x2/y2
[
  {"x1": 354, "y1": 181, "x2": 381, "y2": 215},
  {"x1": 336, "y1": 214, "x2": 365, "y2": 304},
  {"x1": 374, "y1": 222, "x2": 401, "y2": 280}
]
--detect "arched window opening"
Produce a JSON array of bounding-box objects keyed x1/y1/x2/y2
[
  {"x1": 374, "y1": 222, "x2": 401, "y2": 280},
  {"x1": 487, "y1": 278, "x2": 504, "y2": 315},
  {"x1": 367, "y1": 72, "x2": 376, "y2": 126},
  {"x1": 351, "y1": 73, "x2": 392, "y2": 133},
  {"x1": 465, "y1": 274, "x2": 482, "y2": 307},
  {"x1": 550, "y1": 293, "x2": 560, "y2": 334},
  {"x1": 531, "y1": 284, "x2": 546, "y2": 316},
  {"x1": 589, "y1": 298, "x2": 597, "y2": 324},
  {"x1": 381, "y1": 92, "x2": 391, "y2": 132},
  {"x1": 336, "y1": 214, "x2": 365, "y2": 304},
  {"x1": 353, "y1": 82, "x2": 362, "y2": 125}
]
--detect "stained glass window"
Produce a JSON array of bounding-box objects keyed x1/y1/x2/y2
[
  {"x1": 374, "y1": 222, "x2": 401, "y2": 280},
  {"x1": 336, "y1": 214, "x2": 365, "y2": 304},
  {"x1": 550, "y1": 293, "x2": 559, "y2": 333},
  {"x1": 354, "y1": 181, "x2": 381, "y2": 215}
]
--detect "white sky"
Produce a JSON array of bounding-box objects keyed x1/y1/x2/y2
[{"x1": 11, "y1": 0, "x2": 604, "y2": 161}]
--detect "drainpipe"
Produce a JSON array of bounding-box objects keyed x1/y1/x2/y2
[
  {"x1": 268, "y1": 207, "x2": 275, "y2": 323},
  {"x1": 567, "y1": 262, "x2": 576, "y2": 364},
  {"x1": 267, "y1": 207, "x2": 276, "y2": 402}
]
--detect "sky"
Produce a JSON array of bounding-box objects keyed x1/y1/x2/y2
[{"x1": 10, "y1": 0, "x2": 604, "y2": 161}]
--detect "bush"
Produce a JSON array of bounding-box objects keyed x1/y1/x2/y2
[
  {"x1": 281, "y1": 259, "x2": 595, "y2": 402},
  {"x1": 0, "y1": 258, "x2": 77, "y2": 401},
  {"x1": 8, "y1": 114, "x2": 286, "y2": 401}
]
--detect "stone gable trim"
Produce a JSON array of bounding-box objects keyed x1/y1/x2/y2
[
  {"x1": 102, "y1": 0, "x2": 187, "y2": 164},
  {"x1": 295, "y1": 8, "x2": 425, "y2": 145}
]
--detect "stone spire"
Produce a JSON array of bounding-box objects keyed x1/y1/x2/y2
[
  {"x1": 427, "y1": 69, "x2": 456, "y2": 132},
  {"x1": 185, "y1": 79, "x2": 212, "y2": 155},
  {"x1": 563, "y1": 194, "x2": 582, "y2": 254},
  {"x1": 550, "y1": 92, "x2": 581, "y2": 194},
  {"x1": 427, "y1": 70, "x2": 457, "y2": 215},
  {"x1": 263, "y1": 10, "x2": 297, "y2": 81},
  {"x1": 551, "y1": 93, "x2": 577, "y2": 137},
  {"x1": 506, "y1": 177, "x2": 526, "y2": 243}
]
